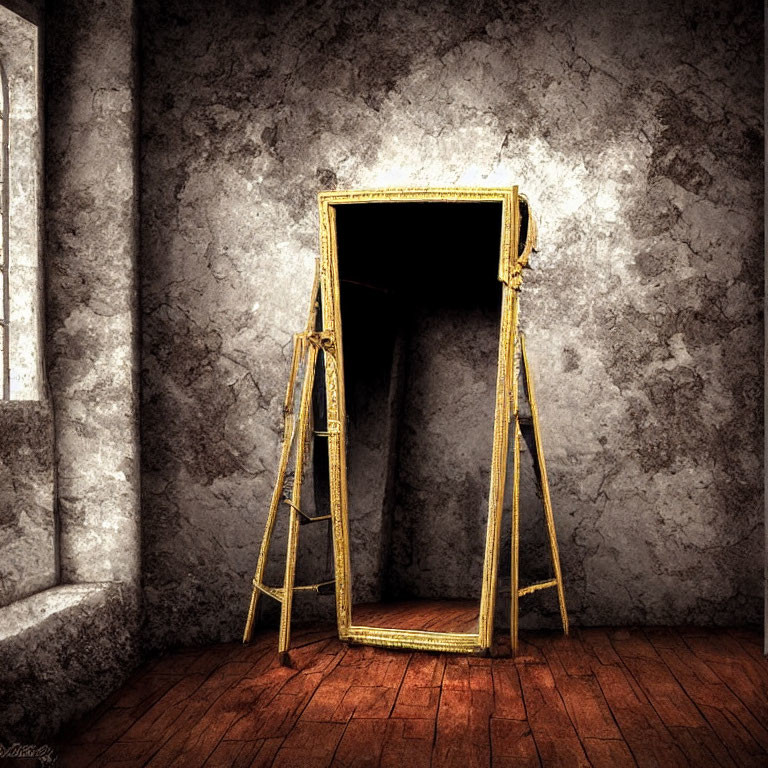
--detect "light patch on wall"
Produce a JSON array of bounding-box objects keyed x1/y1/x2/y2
[
  {"x1": 596, "y1": 187, "x2": 620, "y2": 222},
  {"x1": 366, "y1": 166, "x2": 416, "y2": 188},
  {"x1": 357, "y1": 129, "x2": 595, "y2": 232},
  {"x1": 456, "y1": 164, "x2": 486, "y2": 185}
]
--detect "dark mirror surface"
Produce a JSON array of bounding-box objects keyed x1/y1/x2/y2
[{"x1": 332, "y1": 201, "x2": 504, "y2": 634}]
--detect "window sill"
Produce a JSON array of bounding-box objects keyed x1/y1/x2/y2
[{"x1": 0, "y1": 583, "x2": 140, "y2": 742}]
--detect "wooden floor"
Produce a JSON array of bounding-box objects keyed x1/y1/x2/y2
[
  {"x1": 56, "y1": 621, "x2": 768, "y2": 768},
  {"x1": 352, "y1": 600, "x2": 480, "y2": 633}
]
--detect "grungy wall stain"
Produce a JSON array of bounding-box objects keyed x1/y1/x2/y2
[{"x1": 140, "y1": 0, "x2": 763, "y2": 649}]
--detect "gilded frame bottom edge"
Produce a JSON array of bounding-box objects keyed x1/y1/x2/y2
[{"x1": 341, "y1": 625, "x2": 486, "y2": 654}]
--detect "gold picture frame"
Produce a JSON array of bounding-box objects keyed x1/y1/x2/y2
[{"x1": 317, "y1": 187, "x2": 525, "y2": 654}]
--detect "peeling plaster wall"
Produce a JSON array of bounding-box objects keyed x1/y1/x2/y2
[
  {"x1": 46, "y1": 0, "x2": 141, "y2": 588},
  {"x1": 140, "y1": 0, "x2": 763, "y2": 649}
]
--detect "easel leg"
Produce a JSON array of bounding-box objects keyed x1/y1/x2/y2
[
  {"x1": 244, "y1": 263, "x2": 327, "y2": 658},
  {"x1": 243, "y1": 334, "x2": 303, "y2": 644},
  {"x1": 278, "y1": 505, "x2": 300, "y2": 664},
  {"x1": 278, "y1": 342, "x2": 319, "y2": 664},
  {"x1": 243, "y1": 589, "x2": 260, "y2": 644},
  {"x1": 510, "y1": 417, "x2": 522, "y2": 655},
  {"x1": 520, "y1": 334, "x2": 568, "y2": 636}
]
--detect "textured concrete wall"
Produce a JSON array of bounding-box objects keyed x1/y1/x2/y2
[
  {"x1": 141, "y1": 0, "x2": 763, "y2": 649},
  {"x1": 46, "y1": 0, "x2": 141, "y2": 587}
]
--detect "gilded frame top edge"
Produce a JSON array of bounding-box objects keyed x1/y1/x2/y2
[{"x1": 318, "y1": 187, "x2": 517, "y2": 204}]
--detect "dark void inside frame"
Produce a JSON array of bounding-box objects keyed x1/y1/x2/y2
[{"x1": 315, "y1": 201, "x2": 506, "y2": 635}]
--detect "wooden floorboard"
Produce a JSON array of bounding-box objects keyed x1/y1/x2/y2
[{"x1": 55, "y1": 617, "x2": 768, "y2": 768}]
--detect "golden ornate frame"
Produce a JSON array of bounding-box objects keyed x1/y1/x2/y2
[{"x1": 317, "y1": 187, "x2": 524, "y2": 654}]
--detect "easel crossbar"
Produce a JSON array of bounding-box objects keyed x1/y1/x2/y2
[
  {"x1": 254, "y1": 580, "x2": 336, "y2": 602},
  {"x1": 517, "y1": 578, "x2": 558, "y2": 597}
]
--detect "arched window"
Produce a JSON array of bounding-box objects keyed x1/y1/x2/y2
[{"x1": 0, "y1": 59, "x2": 8, "y2": 400}]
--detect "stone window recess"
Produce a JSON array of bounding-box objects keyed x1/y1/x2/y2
[
  {"x1": 1, "y1": 58, "x2": 9, "y2": 399},
  {"x1": 0, "y1": 5, "x2": 53, "y2": 614},
  {"x1": 0, "y1": 5, "x2": 41, "y2": 402}
]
